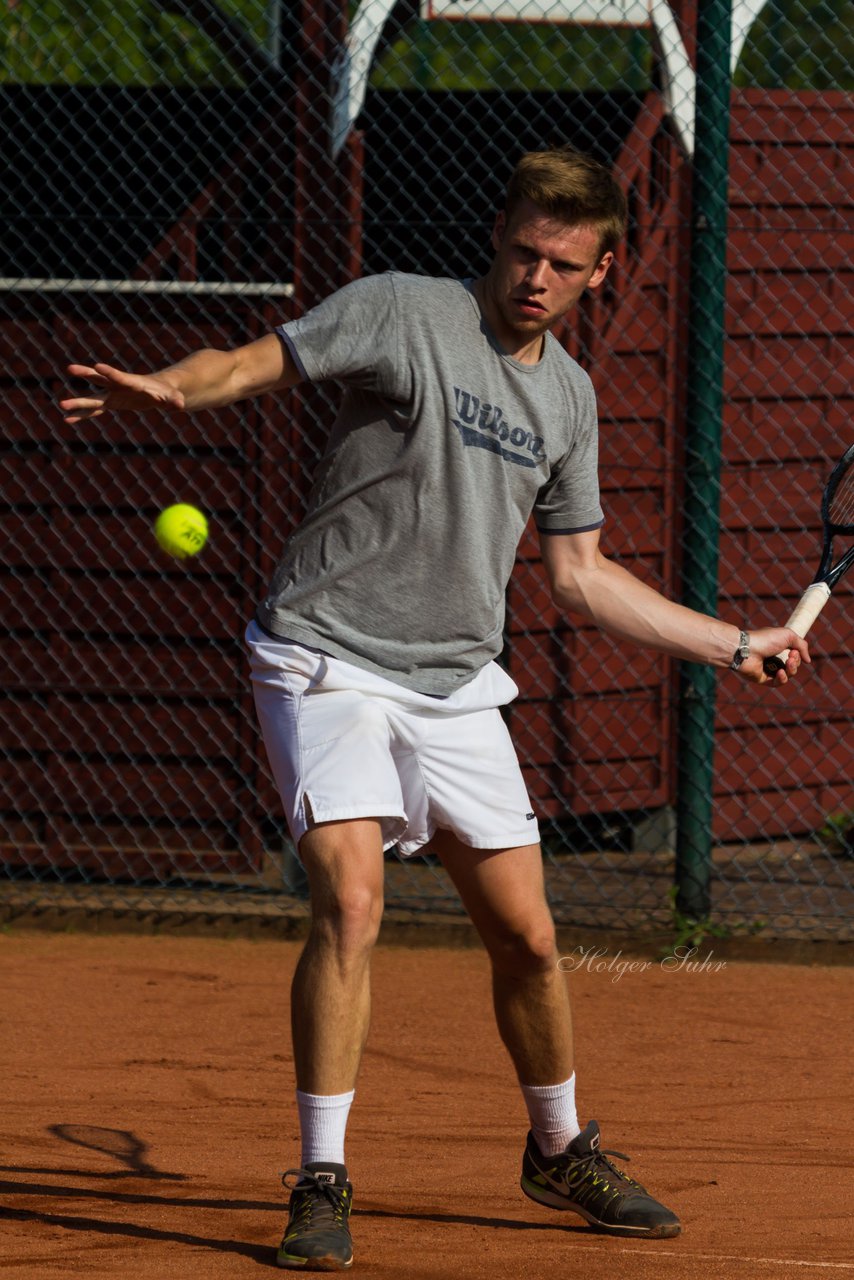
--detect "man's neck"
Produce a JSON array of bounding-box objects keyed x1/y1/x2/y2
[{"x1": 472, "y1": 276, "x2": 545, "y2": 366}]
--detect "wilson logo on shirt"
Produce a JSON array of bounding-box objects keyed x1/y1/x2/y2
[{"x1": 452, "y1": 387, "x2": 547, "y2": 468}]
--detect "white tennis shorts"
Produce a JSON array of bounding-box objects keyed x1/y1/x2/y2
[{"x1": 245, "y1": 621, "x2": 539, "y2": 857}]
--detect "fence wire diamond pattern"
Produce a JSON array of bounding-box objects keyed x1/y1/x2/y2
[{"x1": 1, "y1": 0, "x2": 852, "y2": 940}]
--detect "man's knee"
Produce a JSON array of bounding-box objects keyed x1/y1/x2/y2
[
  {"x1": 299, "y1": 820, "x2": 385, "y2": 959},
  {"x1": 311, "y1": 880, "x2": 384, "y2": 956},
  {"x1": 487, "y1": 916, "x2": 559, "y2": 977}
]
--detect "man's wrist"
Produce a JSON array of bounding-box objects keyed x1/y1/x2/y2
[{"x1": 729, "y1": 629, "x2": 751, "y2": 671}]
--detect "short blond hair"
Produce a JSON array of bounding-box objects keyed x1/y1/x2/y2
[{"x1": 505, "y1": 147, "x2": 628, "y2": 257}]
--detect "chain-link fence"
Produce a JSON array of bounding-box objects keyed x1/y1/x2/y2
[{"x1": 1, "y1": 0, "x2": 852, "y2": 941}]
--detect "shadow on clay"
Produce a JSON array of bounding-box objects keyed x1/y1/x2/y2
[{"x1": 0, "y1": 1205, "x2": 277, "y2": 1267}]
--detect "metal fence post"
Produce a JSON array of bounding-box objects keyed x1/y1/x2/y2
[{"x1": 675, "y1": 0, "x2": 734, "y2": 919}]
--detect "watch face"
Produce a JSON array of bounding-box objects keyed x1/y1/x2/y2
[{"x1": 731, "y1": 633, "x2": 749, "y2": 669}]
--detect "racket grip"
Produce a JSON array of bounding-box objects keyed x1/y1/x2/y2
[{"x1": 762, "y1": 581, "x2": 831, "y2": 675}]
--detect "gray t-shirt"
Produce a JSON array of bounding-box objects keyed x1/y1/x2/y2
[{"x1": 256, "y1": 271, "x2": 603, "y2": 695}]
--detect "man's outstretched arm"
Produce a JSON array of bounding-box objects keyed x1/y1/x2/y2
[
  {"x1": 59, "y1": 333, "x2": 301, "y2": 423},
  {"x1": 539, "y1": 528, "x2": 810, "y2": 686}
]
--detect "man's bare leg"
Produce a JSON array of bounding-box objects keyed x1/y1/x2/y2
[
  {"x1": 429, "y1": 827, "x2": 681, "y2": 1239},
  {"x1": 277, "y1": 818, "x2": 384, "y2": 1271},
  {"x1": 291, "y1": 817, "x2": 385, "y2": 1093},
  {"x1": 429, "y1": 828, "x2": 572, "y2": 1084}
]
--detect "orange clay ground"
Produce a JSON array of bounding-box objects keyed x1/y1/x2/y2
[{"x1": 1, "y1": 931, "x2": 851, "y2": 1278}]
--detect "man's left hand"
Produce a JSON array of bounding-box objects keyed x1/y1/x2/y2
[{"x1": 737, "y1": 629, "x2": 811, "y2": 685}]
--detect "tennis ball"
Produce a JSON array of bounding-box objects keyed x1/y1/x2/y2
[{"x1": 154, "y1": 504, "x2": 208, "y2": 559}]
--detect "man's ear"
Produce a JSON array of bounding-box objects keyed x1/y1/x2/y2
[
  {"x1": 588, "y1": 250, "x2": 614, "y2": 289},
  {"x1": 490, "y1": 209, "x2": 506, "y2": 253}
]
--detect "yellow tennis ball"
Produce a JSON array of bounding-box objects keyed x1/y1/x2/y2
[{"x1": 154, "y1": 504, "x2": 209, "y2": 559}]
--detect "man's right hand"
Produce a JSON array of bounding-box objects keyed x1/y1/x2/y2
[
  {"x1": 60, "y1": 335, "x2": 301, "y2": 422},
  {"x1": 60, "y1": 362, "x2": 185, "y2": 424}
]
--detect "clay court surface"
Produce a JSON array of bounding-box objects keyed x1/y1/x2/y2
[{"x1": 1, "y1": 930, "x2": 851, "y2": 1279}]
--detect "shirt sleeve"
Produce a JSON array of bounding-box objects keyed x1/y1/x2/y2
[
  {"x1": 533, "y1": 372, "x2": 605, "y2": 534},
  {"x1": 275, "y1": 273, "x2": 408, "y2": 401}
]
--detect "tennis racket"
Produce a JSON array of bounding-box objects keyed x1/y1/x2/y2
[{"x1": 763, "y1": 442, "x2": 854, "y2": 675}]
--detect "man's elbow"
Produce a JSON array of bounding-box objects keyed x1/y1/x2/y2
[{"x1": 548, "y1": 573, "x2": 588, "y2": 617}]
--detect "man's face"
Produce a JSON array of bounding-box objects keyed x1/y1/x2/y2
[{"x1": 487, "y1": 199, "x2": 614, "y2": 339}]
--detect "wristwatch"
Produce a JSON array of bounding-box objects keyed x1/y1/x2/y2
[{"x1": 729, "y1": 630, "x2": 750, "y2": 671}]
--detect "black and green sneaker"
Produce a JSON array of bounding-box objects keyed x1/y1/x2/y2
[
  {"x1": 521, "y1": 1120, "x2": 681, "y2": 1239},
  {"x1": 277, "y1": 1162, "x2": 354, "y2": 1271}
]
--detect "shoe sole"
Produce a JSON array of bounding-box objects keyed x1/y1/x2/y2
[
  {"x1": 276, "y1": 1249, "x2": 354, "y2": 1270},
  {"x1": 521, "y1": 1176, "x2": 681, "y2": 1239}
]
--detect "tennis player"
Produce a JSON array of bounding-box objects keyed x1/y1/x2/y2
[{"x1": 61, "y1": 146, "x2": 809, "y2": 1272}]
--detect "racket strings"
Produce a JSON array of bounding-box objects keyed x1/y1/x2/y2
[{"x1": 829, "y1": 466, "x2": 854, "y2": 532}]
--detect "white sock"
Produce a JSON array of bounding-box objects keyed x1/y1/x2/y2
[
  {"x1": 520, "y1": 1075, "x2": 580, "y2": 1156},
  {"x1": 297, "y1": 1089, "x2": 355, "y2": 1167}
]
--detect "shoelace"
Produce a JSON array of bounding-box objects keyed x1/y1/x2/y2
[
  {"x1": 281, "y1": 1168, "x2": 349, "y2": 1227},
  {"x1": 559, "y1": 1145, "x2": 644, "y2": 1192}
]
